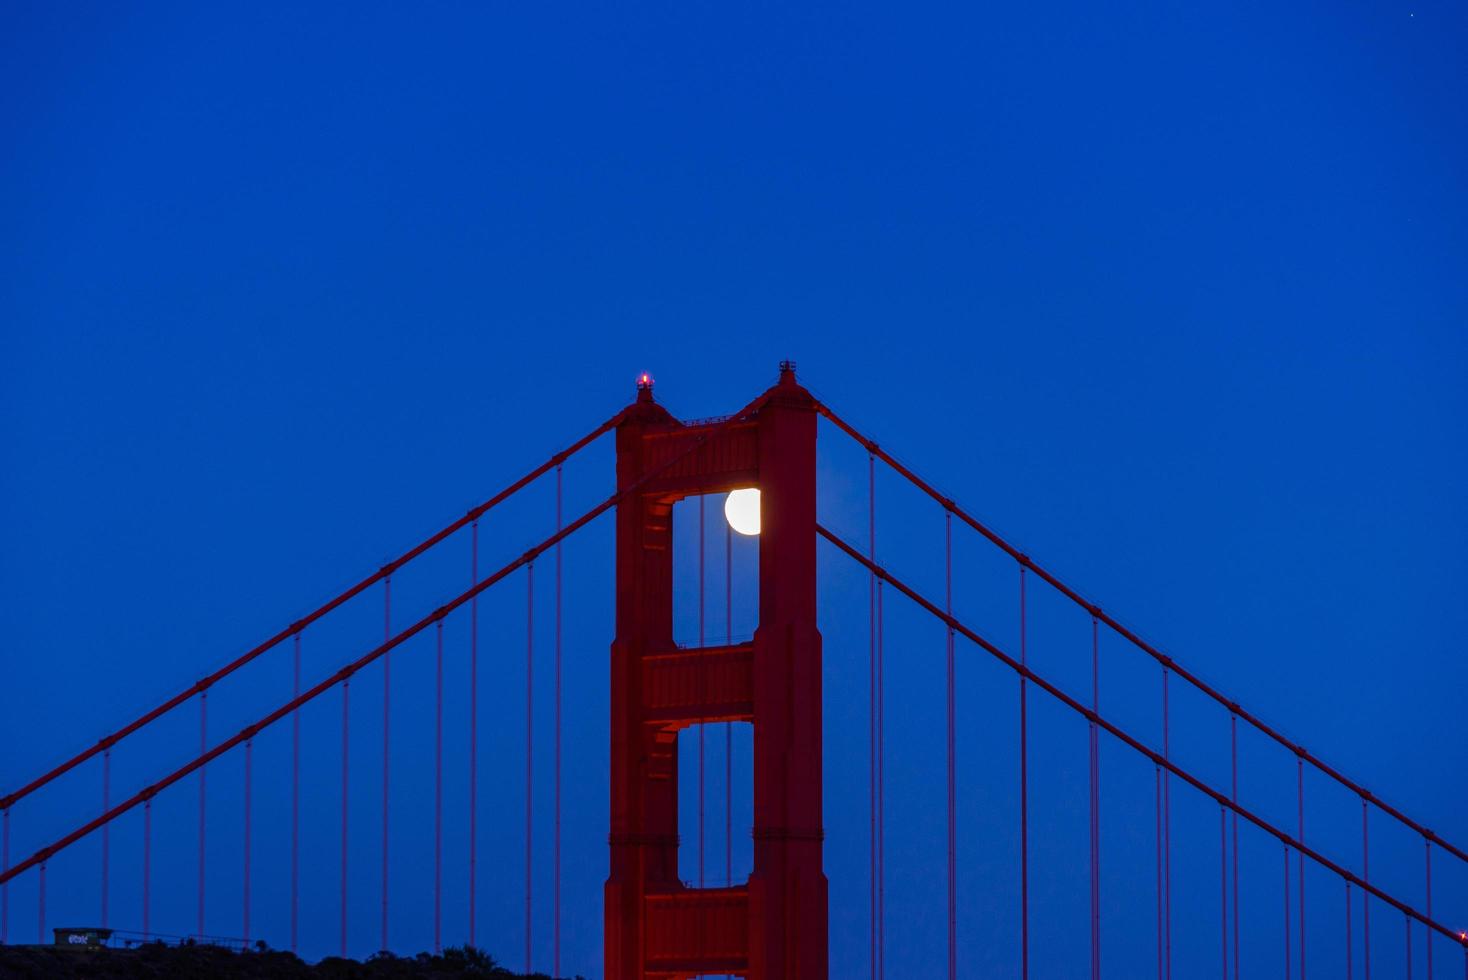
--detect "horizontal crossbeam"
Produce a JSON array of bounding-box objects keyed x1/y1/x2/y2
[{"x1": 641, "y1": 643, "x2": 755, "y2": 726}]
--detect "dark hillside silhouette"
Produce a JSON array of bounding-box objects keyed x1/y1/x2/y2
[{"x1": 0, "y1": 942, "x2": 579, "y2": 979}]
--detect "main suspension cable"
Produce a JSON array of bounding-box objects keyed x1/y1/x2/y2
[
  {"x1": 0, "y1": 409, "x2": 630, "y2": 815},
  {"x1": 815, "y1": 402, "x2": 1468, "y2": 868},
  {"x1": 0, "y1": 392, "x2": 772, "y2": 890},
  {"x1": 814, "y1": 523, "x2": 1468, "y2": 947}
]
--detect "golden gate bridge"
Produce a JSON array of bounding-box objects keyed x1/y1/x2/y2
[{"x1": 1, "y1": 363, "x2": 1463, "y2": 978}]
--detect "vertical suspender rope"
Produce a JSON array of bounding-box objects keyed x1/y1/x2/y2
[
  {"x1": 1156, "y1": 759, "x2": 1164, "y2": 979},
  {"x1": 869, "y1": 452, "x2": 878, "y2": 980},
  {"x1": 36, "y1": 862, "x2": 44, "y2": 945},
  {"x1": 469, "y1": 519, "x2": 479, "y2": 948},
  {"x1": 877, "y1": 510, "x2": 886, "y2": 980},
  {"x1": 292, "y1": 631, "x2": 301, "y2": 953},
  {"x1": 525, "y1": 561, "x2": 535, "y2": 976},
  {"x1": 1092, "y1": 615, "x2": 1101, "y2": 980},
  {"x1": 1426, "y1": 841, "x2": 1433, "y2": 979},
  {"x1": 1156, "y1": 675, "x2": 1165, "y2": 980},
  {"x1": 1299, "y1": 757, "x2": 1306, "y2": 979},
  {"x1": 1231, "y1": 713, "x2": 1240, "y2": 980},
  {"x1": 863, "y1": 454, "x2": 887, "y2": 980},
  {"x1": 1164, "y1": 667, "x2": 1172, "y2": 980},
  {"x1": 341, "y1": 677, "x2": 350, "y2": 958},
  {"x1": 143, "y1": 798, "x2": 152, "y2": 939},
  {"x1": 381, "y1": 575, "x2": 391, "y2": 954},
  {"x1": 1220, "y1": 806, "x2": 1228, "y2": 979},
  {"x1": 699, "y1": 494, "x2": 706, "y2": 892},
  {"x1": 198, "y1": 690, "x2": 207, "y2": 938},
  {"x1": 1020, "y1": 564, "x2": 1030, "y2": 980},
  {"x1": 1347, "y1": 882, "x2": 1353, "y2": 980},
  {"x1": 945, "y1": 509, "x2": 956, "y2": 980},
  {"x1": 1363, "y1": 799, "x2": 1371, "y2": 980},
  {"x1": 243, "y1": 737, "x2": 253, "y2": 943},
  {"x1": 434, "y1": 619, "x2": 444, "y2": 955},
  {"x1": 725, "y1": 518, "x2": 734, "y2": 980},
  {"x1": 1285, "y1": 843, "x2": 1292, "y2": 980},
  {"x1": 726, "y1": 519, "x2": 733, "y2": 891},
  {"x1": 554, "y1": 466, "x2": 563, "y2": 979},
  {"x1": 102, "y1": 749, "x2": 110, "y2": 929}
]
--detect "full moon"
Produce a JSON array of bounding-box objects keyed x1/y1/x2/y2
[{"x1": 724, "y1": 487, "x2": 761, "y2": 536}]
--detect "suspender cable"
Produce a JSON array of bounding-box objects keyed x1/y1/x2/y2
[
  {"x1": 198, "y1": 690, "x2": 207, "y2": 938},
  {"x1": 434, "y1": 619, "x2": 444, "y2": 955},
  {"x1": 1221, "y1": 807, "x2": 1228, "y2": 979},
  {"x1": 381, "y1": 575, "x2": 391, "y2": 954},
  {"x1": 102, "y1": 750, "x2": 110, "y2": 928},
  {"x1": 869, "y1": 452, "x2": 878, "y2": 980},
  {"x1": 864, "y1": 448, "x2": 888, "y2": 979},
  {"x1": 1164, "y1": 668, "x2": 1172, "y2": 980},
  {"x1": 877, "y1": 557, "x2": 886, "y2": 977},
  {"x1": 554, "y1": 466, "x2": 563, "y2": 978},
  {"x1": 1363, "y1": 800, "x2": 1371, "y2": 980},
  {"x1": 1020, "y1": 564, "x2": 1030, "y2": 980},
  {"x1": 1092, "y1": 615, "x2": 1101, "y2": 980},
  {"x1": 1285, "y1": 844, "x2": 1292, "y2": 980},
  {"x1": 243, "y1": 737, "x2": 252, "y2": 943},
  {"x1": 291, "y1": 632, "x2": 300, "y2": 953},
  {"x1": 143, "y1": 799, "x2": 151, "y2": 939},
  {"x1": 36, "y1": 862, "x2": 44, "y2": 945},
  {"x1": 699, "y1": 494, "x2": 706, "y2": 891},
  {"x1": 1426, "y1": 841, "x2": 1433, "y2": 979},
  {"x1": 1156, "y1": 764, "x2": 1164, "y2": 980},
  {"x1": 726, "y1": 519, "x2": 733, "y2": 890},
  {"x1": 724, "y1": 518, "x2": 733, "y2": 980},
  {"x1": 525, "y1": 562, "x2": 535, "y2": 976},
  {"x1": 469, "y1": 520, "x2": 479, "y2": 948},
  {"x1": 946, "y1": 509, "x2": 956, "y2": 980},
  {"x1": 1347, "y1": 882, "x2": 1353, "y2": 980},
  {"x1": 1231, "y1": 714, "x2": 1240, "y2": 980},
  {"x1": 1299, "y1": 757, "x2": 1307, "y2": 979},
  {"x1": 341, "y1": 679, "x2": 349, "y2": 958}
]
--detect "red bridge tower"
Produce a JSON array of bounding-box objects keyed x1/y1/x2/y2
[{"x1": 606, "y1": 364, "x2": 828, "y2": 979}]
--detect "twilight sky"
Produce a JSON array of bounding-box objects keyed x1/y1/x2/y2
[{"x1": 2, "y1": 3, "x2": 1466, "y2": 976}]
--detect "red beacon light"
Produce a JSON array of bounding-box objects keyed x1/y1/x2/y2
[{"x1": 636, "y1": 372, "x2": 654, "y2": 390}]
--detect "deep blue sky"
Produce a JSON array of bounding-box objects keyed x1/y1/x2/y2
[{"x1": 3, "y1": 2, "x2": 1465, "y2": 976}]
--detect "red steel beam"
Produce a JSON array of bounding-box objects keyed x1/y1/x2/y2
[
  {"x1": 815, "y1": 402, "x2": 1468, "y2": 867},
  {"x1": 816, "y1": 523, "x2": 1468, "y2": 949}
]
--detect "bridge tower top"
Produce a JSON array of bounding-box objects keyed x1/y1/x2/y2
[{"x1": 605, "y1": 363, "x2": 828, "y2": 980}]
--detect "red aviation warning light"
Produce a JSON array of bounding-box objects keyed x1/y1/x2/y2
[{"x1": 636, "y1": 372, "x2": 653, "y2": 389}]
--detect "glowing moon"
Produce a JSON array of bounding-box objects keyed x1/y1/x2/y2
[{"x1": 724, "y1": 488, "x2": 761, "y2": 536}]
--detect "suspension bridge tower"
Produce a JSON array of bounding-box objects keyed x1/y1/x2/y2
[{"x1": 606, "y1": 363, "x2": 828, "y2": 979}]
